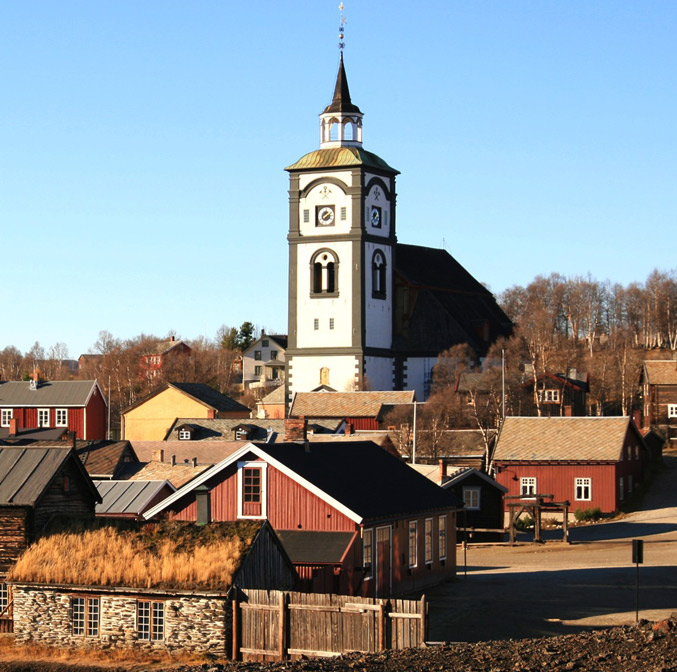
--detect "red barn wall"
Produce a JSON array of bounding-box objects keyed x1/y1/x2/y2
[{"x1": 84, "y1": 387, "x2": 107, "y2": 440}]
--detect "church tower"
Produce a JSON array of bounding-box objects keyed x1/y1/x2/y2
[{"x1": 285, "y1": 44, "x2": 399, "y2": 396}]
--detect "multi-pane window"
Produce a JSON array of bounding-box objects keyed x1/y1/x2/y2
[
  {"x1": 254, "y1": 350, "x2": 262, "y2": 361},
  {"x1": 262, "y1": 339, "x2": 269, "y2": 348},
  {"x1": 668, "y1": 404, "x2": 677, "y2": 418},
  {"x1": 55, "y1": 408, "x2": 68, "y2": 427},
  {"x1": 313, "y1": 318, "x2": 319, "y2": 330},
  {"x1": 178, "y1": 429, "x2": 191, "y2": 440},
  {"x1": 270, "y1": 350, "x2": 278, "y2": 360},
  {"x1": 363, "y1": 529, "x2": 373, "y2": 578},
  {"x1": 303, "y1": 209, "x2": 310, "y2": 223},
  {"x1": 254, "y1": 365, "x2": 262, "y2": 376},
  {"x1": 71, "y1": 597, "x2": 99, "y2": 637},
  {"x1": 0, "y1": 583, "x2": 8, "y2": 614},
  {"x1": 438, "y1": 516, "x2": 447, "y2": 560},
  {"x1": 329, "y1": 318, "x2": 335, "y2": 330},
  {"x1": 37, "y1": 409, "x2": 50, "y2": 427},
  {"x1": 575, "y1": 477, "x2": 591, "y2": 501},
  {"x1": 462, "y1": 487, "x2": 481, "y2": 510},
  {"x1": 0, "y1": 410, "x2": 12, "y2": 427},
  {"x1": 408, "y1": 521, "x2": 417, "y2": 568},
  {"x1": 137, "y1": 600, "x2": 164, "y2": 641},
  {"x1": 340, "y1": 206, "x2": 347, "y2": 221},
  {"x1": 424, "y1": 518, "x2": 433, "y2": 564},
  {"x1": 521, "y1": 477, "x2": 537, "y2": 497},
  {"x1": 243, "y1": 468, "x2": 261, "y2": 503},
  {"x1": 538, "y1": 389, "x2": 560, "y2": 403}
]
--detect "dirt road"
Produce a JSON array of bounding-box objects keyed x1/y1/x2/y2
[{"x1": 425, "y1": 453, "x2": 677, "y2": 643}]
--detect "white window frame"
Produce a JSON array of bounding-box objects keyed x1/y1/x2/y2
[
  {"x1": 438, "y1": 515, "x2": 447, "y2": 561},
  {"x1": 178, "y1": 428, "x2": 191, "y2": 440},
  {"x1": 575, "y1": 477, "x2": 591, "y2": 501},
  {"x1": 236, "y1": 461, "x2": 268, "y2": 520},
  {"x1": 362, "y1": 528, "x2": 373, "y2": 579},
  {"x1": 538, "y1": 389, "x2": 560, "y2": 403},
  {"x1": 424, "y1": 517, "x2": 433, "y2": 565},
  {"x1": 668, "y1": 404, "x2": 677, "y2": 418},
  {"x1": 137, "y1": 600, "x2": 165, "y2": 641},
  {"x1": 0, "y1": 583, "x2": 8, "y2": 612},
  {"x1": 0, "y1": 410, "x2": 12, "y2": 427},
  {"x1": 462, "y1": 486, "x2": 481, "y2": 510},
  {"x1": 55, "y1": 408, "x2": 68, "y2": 427},
  {"x1": 520, "y1": 477, "x2": 537, "y2": 498},
  {"x1": 408, "y1": 521, "x2": 417, "y2": 568},
  {"x1": 37, "y1": 408, "x2": 50, "y2": 427}
]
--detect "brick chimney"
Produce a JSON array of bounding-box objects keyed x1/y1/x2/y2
[
  {"x1": 284, "y1": 417, "x2": 307, "y2": 442},
  {"x1": 344, "y1": 422, "x2": 354, "y2": 435},
  {"x1": 152, "y1": 449, "x2": 165, "y2": 462},
  {"x1": 438, "y1": 459, "x2": 448, "y2": 485},
  {"x1": 8, "y1": 418, "x2": 18, "y2": 437}
]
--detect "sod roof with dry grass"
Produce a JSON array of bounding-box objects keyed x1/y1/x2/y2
[{"x1": 8, "y1": 520, "x2": 263, "y2": 592}]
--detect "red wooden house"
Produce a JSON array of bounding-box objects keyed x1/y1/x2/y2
[
  {"x1": 139, "y1": 337, "x2": 192, "y2": 381},
  {"x1": 0, "y1": 380, "x2": 107, "y2": 440},
  {"x1": 144, "y1": 440, "x2": 460, "y2": 597},
  {"x1": 289, "y1": 391, "x2": 416, "y2": 431},
  {"x1": 492, "y1": 416, "x2": 648, "y2": 515}
]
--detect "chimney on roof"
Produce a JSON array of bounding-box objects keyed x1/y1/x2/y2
[
  {"x1": 438, "y1": 459, "x2": 447, "y2": 485},
  {"x1": 170, "y1": 335, "x2": 175, "y2": 342},
  {"x1": 152, "y1": 449, "x2": 165, "y2": 462},
  {"x1": 71, "y1": 431, "x2": 77, "y2": 449},
  {"x1": 344, "y1": 422, "x2": 354, "y2": 435},
  {"x1": 8, "y1": 418, "x2": 18, "y2": 437},
  {"x1": 284, "y1": 417, "x2": 307, "y2": 442},
  {"x1": 192, "y1": 457, "x2": 198, "y2": 468},
  {"x1": 171, "y1": 454, "x2": 176, "y2": 466}
]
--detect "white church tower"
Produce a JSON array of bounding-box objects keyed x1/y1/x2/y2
[{"x1": 285, "y1": 34, "x2": 400, "y2": 396}]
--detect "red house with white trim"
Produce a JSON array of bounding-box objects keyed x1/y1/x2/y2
[
  {"x1": 0, "y1": 380, "x2": 107, "y2": 440},
  {"x1": 492, "y1": 416, "x2": 648, "y2": 515},
  {"x1": 144, "y1": 440, "x2": 460, "y2": 597}
]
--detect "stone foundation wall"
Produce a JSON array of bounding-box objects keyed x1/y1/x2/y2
[{"x1": 12, "y1": 585, "x2": 229, "y2": 654}]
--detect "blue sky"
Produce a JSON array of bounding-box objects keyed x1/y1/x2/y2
[{"x1": 2, "y1": 2, "x2": 676, "y2": 359}]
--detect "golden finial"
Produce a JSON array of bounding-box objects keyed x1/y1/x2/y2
[{"x1": 339, "y1": 2, "x2": 346, "y2": 53}]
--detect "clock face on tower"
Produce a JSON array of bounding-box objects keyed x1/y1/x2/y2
[
  {"x1": 316, "y1": 205, "x2": 335, "y2": 226},
  {"x1": 370, "y1": 206, "x2": 382, "y2": 228}
]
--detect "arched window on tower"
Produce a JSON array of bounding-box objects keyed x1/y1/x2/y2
[
  {"x1": 329, "y1": 120, "x2": 339, "y2": 141},
  {"x1": 343, "y1": 120, "x2": 354, "y2": 141},
  {"x1": 372, "y1": 250, "x2": 387, "y2": 299},
  {"x1": 310, "y1": 250, "x2": 339, "y2": 297}
]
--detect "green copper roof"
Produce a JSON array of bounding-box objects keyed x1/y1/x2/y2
[{"x1": 286, "y1": 147, "x2": 399, "y2": 174}]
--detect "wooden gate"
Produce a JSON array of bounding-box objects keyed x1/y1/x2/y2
[{"x1": 232, "y1": 589, "x2": 426, "y2": 661}]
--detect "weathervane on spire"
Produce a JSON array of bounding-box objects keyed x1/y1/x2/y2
[{"x1": 338, "y1": 2, "x2": 346, "y2": 53}]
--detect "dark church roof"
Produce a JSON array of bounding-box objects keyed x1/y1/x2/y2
[
  {"x1": 393, "y1": 244, "x2": 513, "y2": 356},
  {"x1": 322, "y1": 53, "x2": 362, "y2": 115}
]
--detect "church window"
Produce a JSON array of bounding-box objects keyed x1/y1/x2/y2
[
  {"x1": 329, "y1": 318, "x2": 335, "y2": 330},
  {"x1": 330, "y1": 120, "x2": 339, "y2": 141},
  {"x1": 372, "y1": 251, "x2": 386, "y2": 299},
  {"x1": 313, "y1": 319, "x2": 319, "y2": 330},
  {"x1": 340, "y1": 206, "x2": 347, "y2": 221},
  {"x1": 310, "y1": 250, "x2": 339, "y2": 297},
  {"x1": 303, "y1": 209, "x2": 309, "y2": 223},
  {"x1": 343, "y1": 120, "x2": 354, "y2": 141}
]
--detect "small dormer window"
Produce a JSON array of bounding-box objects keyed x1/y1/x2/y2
[
  {"x1": 178, "y1": 428, "x2": 192, "y2": 440},
  {"x1": 235, "y1": 428, "x2": 249, "y2": 441},
  {"x1": 537, "y1": 389, "x2": 560, "y2": 403}
]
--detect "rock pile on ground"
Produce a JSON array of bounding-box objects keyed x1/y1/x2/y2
[{"x1": 0, "y1": 617, "x2": 675, "y2": 672}]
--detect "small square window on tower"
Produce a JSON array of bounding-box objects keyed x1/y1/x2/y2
[
  {"x1": 313, "y1": 318, "x2": 319, "y2": 330},
  {"x1": 303, "y1": 209, "x2": 309, "y2": 223},
  {"x1": 329, "y1": 318, "x2": 335, "y2": 330},
  {"x1": 340, "y1": 206, "x2": 347, "y2": 220}
]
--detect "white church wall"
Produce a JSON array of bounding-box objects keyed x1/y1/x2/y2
[
  {"x1": 402, "y1": 356, "x2": 437, "y2": 400},
  {"x1": 299, "y1": 178, "x2": 352, "y2": 237},
  {"x1": 364, "y1": 356, "x2": 394, "y2": 391},
  {"x1": 295, "y1": 240, "x2": 353, "y2": 349},
  {"x1": 288, "y1": 355, "x2": 359, "y2": 394},
  {"x1": 364, "y1": 241, "x2": 392, "y2": 349}
]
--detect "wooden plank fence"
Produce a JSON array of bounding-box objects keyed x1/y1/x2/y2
[{"x1": 232, "y1": 589, "x2": 426, "y2": 661}]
